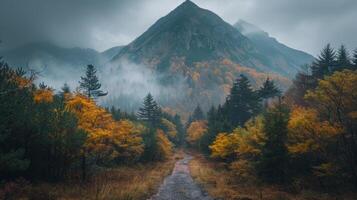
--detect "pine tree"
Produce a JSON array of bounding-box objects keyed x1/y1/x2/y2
[
  {"x1": 224, "y1": 74, "x2": 260, "y2": 128},
  {"x1": 59, "y1": 83, "x2": 70, "y2": 99},
  {"x1": 61, "y1": 83, "x2": 71, "y2": 94},
  {"x1": 257, "y1": 102, "x2": 290, "y2": 183},
  {"x1": 336, "y1": 45, "x2": 351, "y2": 70},
  {"x1": 138, "y1": 93, "x2": 161, "y2": 127},
  {"x1": 201, "y1": 106, "x2": 219, "y2": 153},
  {"x1": 258, "y1": 77, "x2": 281, "y2": 99},
  {"x1": 311, "y1": 44, "x2": 336, "y2": 79},
  {"x1": 173, "y1": 114, "x2": 185, "y2": 146},
  {"x1": 79, "y1": 65, "x2": 107, "y2": 99},
  {"x1": 192, "y1": 105, "x2": 205, "y2": 121}
]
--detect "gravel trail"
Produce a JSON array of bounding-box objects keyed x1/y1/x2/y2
[{"x1": 149, "y1": 154, "x2": 213, "y2": 200}]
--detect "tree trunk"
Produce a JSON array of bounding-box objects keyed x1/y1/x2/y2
[{"x1": 81, "y1": 152, "x2": 86, "y2": 182}]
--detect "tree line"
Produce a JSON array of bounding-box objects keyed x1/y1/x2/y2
[
  {"x1": 186, "y1": 44, "x2": 357, "y2": 190},
  {"x1": 0, "y1": 60, "x2": 185, "y2": 182}
]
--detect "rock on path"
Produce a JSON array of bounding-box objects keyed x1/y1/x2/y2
[{"x1": 149, "y1": 154, "x2": 213, "y2": 200}]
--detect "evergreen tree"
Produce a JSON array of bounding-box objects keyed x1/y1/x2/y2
[
  {"x1": 110, "y1": 106, "x2": 121, "y2": 121},
  {"x1": 59, "y1": 83, "x2": 70, "y2": 99},
  {"x1": 336, "y1": 45, "x2": 351, "y2": 70},
  {"x1": 201, "y1": 106, "x2": 219, "y2": 153},
  {"x1": 311, "y1": 44, "x2": 336, "y2": 79},
  {"x1": 224, "y1": 74, "x2": 260, "y2": 129},
  {"x1": 257, "y1": 102, "x2": 290, "y2": 183},
  {"x1": 192, "y1": 105, "x2": 205, "y2": 121},
  {"x1": 173, "y1": 114, "x2": 185, "y2": 146},
  {"x1": 258, "y1": 77, "x2": 281, "y2": 99},
  {"x1": 138, "y1": 93, "x2": 161, "y2": 127},
  {"x1": 61, "y1": 83, "x2": 71, "y2": 94},
  {"x1": 79, "y1": 65, "x2": 107, "y2": 99}
]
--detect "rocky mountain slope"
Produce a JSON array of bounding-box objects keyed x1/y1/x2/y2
[{"x1": 234, "y1": 20, "x2": 314, "y2": 76}]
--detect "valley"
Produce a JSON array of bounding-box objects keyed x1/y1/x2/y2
[{"x1": 1, "y1": 0, "x2": 357, "y2": 200}]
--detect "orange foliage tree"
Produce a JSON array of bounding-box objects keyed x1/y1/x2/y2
[
  {"x1": 155, "y1": 129, "x2": 173, "y2": 160},
  {"x1": 66, "y1": 94, "x2": 144, "y2": 163},
  {"x1": 186, "y1": 120, "x2": 207, "y2": 150},
  {"x1": 161, "y1": 118, "x2": 178, "y2": 143}
]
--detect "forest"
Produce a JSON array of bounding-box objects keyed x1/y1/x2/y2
[
  {"x1": 0, "y1": 57, "x2": 185, "y2": 199},
  {"x1": 186, "y1": 44, "x2": 357, "y2": 199},
  {"x1": 1, "y1": 44, "x2": 357, "y2": 199}
]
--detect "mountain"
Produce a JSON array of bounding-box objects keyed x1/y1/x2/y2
[
  {"x1": 234, "y1": 20, "x2": 314, "y2": 76},
  {"x1": 112, "y1": 0, "x2": 260, "y2": 71},
  {"x1": 0, "y1": 1, "x2": 314, "y2": 116},
  {"x1": 101, "y1": 46, "x2": 123, "y2": 61},
  {"x1": 0, "y1": 42, "x2": 125, "y2": 88},
  {"x1": 0, "y1": 42, "x2": 102, "y2": 70},
  {"x1": 111, "y1": 0, "x2": 312, "y2": 77}
]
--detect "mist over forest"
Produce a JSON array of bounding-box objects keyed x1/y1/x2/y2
[{"x1": 1, "y1": 0, "x2": 357, "y2": 199}]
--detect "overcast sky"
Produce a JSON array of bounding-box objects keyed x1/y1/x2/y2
[{"x1": 0, "y1": 0, "x2": 356, "y2": 56}]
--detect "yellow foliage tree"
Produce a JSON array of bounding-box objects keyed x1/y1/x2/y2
[
  {"x1": 156, "y1": 129, "x2": 173, "y2": 160},
  {"x1": 210, "y1": 116, "x2": 265, "y2": 161},
  {"x1": 287, "y1": 106, "x2": 341, "y2": 156},
  {"x1": 161, "y1": 118, "x2": 177, "y2": 142},
  {"x1": 210, "y1": 132, "x2": 240, "y2": 160},
  {"x1": 66, "y1": 94, "x2": 144, "y2": 162},
  {"x1": 34, "y1": 88, "x2": 54, "y2": 103},
  {"x1": 111, "y1": 120, "x2": 145, "y2": 162},
  {"x1": 235, "y1": 116, "x2": 265, "y2": 160},
  {"x1": 305, "y1": 69, "x2": 357, "y2": 126},
  {"x1": 186, "y1": 120, "x2": 207, "y2": 149},
  {"x1": 304, "y1": 70, "x2": 357, "y2": 182}
]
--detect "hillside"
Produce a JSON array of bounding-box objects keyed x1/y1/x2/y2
[{"x1": 234, "y1": 20, "x2": 314, "y2": 76}]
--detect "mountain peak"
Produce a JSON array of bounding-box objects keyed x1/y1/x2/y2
[
  {"x1": 181, "y1": 0, "x2": 197, "y2": 7},
  {"x1": 112, "y1": 0, "x2": 250, "y2": 70},
  {"x1": 172, "y1": 0, "x2": 201, "y2": 16}
]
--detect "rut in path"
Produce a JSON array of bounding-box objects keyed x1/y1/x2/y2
[{"x1": 149, "y1": 154, "x2": 212, "y2": 200}]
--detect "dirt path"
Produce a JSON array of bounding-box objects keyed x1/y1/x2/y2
[{"x1": 149, "y1": 154, "x2": 213, "y2": 200}]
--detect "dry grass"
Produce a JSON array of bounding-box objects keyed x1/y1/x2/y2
[
  {"x1": 189, "y1": 152, "x2": 357, "y2": 200},
  {"x1": 2, "y1": 151, "x2": 184, "y2": 200}
]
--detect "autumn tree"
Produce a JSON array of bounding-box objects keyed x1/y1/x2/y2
[
  {"x1": 161, "y1": 118, "x2": 178, "y2": 143},
  {"x1": 210, "y1": 116, "x2": 265, "y2": 161},
  {"x1": 305, "y1": 69, "x2": 357, "y2": 186},
  {"x1": 287, "y1": 106, "x2": 342, "y2": 180},
  {"x1": 79, "y1": 64, "x2": 107, "y2": 99},
  {"x1": 210, "y1": 116, "x2": 265, "y2": 179},
  {"x1": 66, "y1": 94, "x2": 144, "y2": 178},
  {"x1": 210, "y1": 132, "x2": 240, "y2": 161},
  {"x1": 155, "y1": 129, "x2": 173, "y2": 160},
  {"x1": 186, "y1": 120, "x2": 208, "y2": 151}
]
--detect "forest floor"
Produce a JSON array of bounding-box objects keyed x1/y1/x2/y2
[
  {"x1": 189, "y1": 152, "x2": 357, "y2": 200},
  {"x1": 149, "y1": 153, "x2": 212, "y2": 200},
  {"x1": 0, "y1": 152, "x2": 182, "y2": 200}
]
